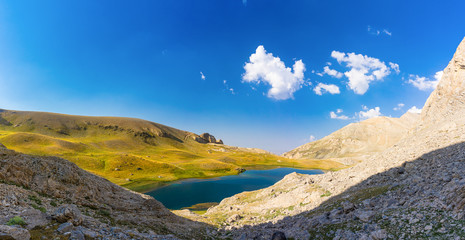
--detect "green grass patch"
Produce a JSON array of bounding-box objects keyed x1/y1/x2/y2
[
  {"x1": 7, "y1": 216, "x2": 27, "y2": 226},
  {"x1": 320, "y1": 190, "x2": 332, "y2": 197},
  {"x1": 29, "y1": 195, "x2": 42, "y2": 205},
  {"x1": 31, "y1": 204, "x2": 46, "y2": 213}
]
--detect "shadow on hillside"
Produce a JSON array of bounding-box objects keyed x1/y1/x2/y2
[{"x1": 229, "y1": 141, "x2": 465, "y2": 239}]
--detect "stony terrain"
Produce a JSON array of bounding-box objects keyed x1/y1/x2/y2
[
  {"x1": 197, "y1": 36, "x2": 465, "y2": 239},
  {"x1": 0, "y1": 142, "x2": 213, "y2": 239}
]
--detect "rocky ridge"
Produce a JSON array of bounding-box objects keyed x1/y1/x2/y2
[
  {"x1": 201, "y1": 37, "x2": 465, "y2": 239},
  {"x1": 283, "y1": 112, "x2": 420, "y2": 160}
]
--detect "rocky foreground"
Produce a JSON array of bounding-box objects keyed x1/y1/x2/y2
[{"x1": 0, "y1": 142, "x2": 213, "y2": 239}]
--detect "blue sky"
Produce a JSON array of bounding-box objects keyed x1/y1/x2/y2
[{"x1": 0, "y1": 0, "x2": 464, "y2": 154}]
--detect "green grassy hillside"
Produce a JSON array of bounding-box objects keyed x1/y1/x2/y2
[{"x1": 0, "y1": 109, "x2": 344, "y2": 192}]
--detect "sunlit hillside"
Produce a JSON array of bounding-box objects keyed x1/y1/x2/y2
[{"x1": 0, "y1": 109, "x2": 343, "y2": 192}]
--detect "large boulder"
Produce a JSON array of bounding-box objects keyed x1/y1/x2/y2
[
  {"x1": 52, "y1": 204, "x2": 83, "y2": 226},
  {"x1": 0, "y1": 225, "x2": 30, "y2": 240},
  {"x1": 20, "y1": 209, "x2": 50, "y2": 230}
]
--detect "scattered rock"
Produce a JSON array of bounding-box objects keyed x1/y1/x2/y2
[
  {"x1": 0, "y1": 225, "x2": 30, "y2": 240},
  {"x1": 227, "y1": 214, "x2": 242, "y2": 223},
  {"x1": 397, "y1": 167, "x2": 405, "y2": 174},
  {"x1": 56, "y1": 222, "x2": 73, "y2": 234},
  {"x1": 20, "y1": 209, "x2": 50, "y2": 230},
  {"x1": 271, "y1": 231, "x2": 286, "y2": 240},
  {"x1": 370, "y1": 229, "x2": 387, "y2": 240},
  {"x1": 354, "y1": 210, "x2": 375, "y2": 222},
  {"x1": 342, "y1": 201, "x2": 355, "y2": 213},
  {"x1": 69, "y1": 229, "x2": 85, "y2": 240},
  {"x1": 52, "y1": 205, "x2": 83, "y2": 226}
]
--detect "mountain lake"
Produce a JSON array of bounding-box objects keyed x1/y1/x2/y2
[{"x1": 146, "y1": 168, "x2": 324, "y2": 210}]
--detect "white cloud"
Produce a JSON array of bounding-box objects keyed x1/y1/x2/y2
[
  {"x1": 408, "y1": 70, "x2": 443, "y2": 91},
  {"x1": 389, "y1": 62, "x2": 400, "y2": 74},
  {"x1": 331, "y1": 51, "x2": 395, "y2": 95},
  {"x1": 368, "y1": 26, "x2": 392, "y2": 36},
  {"x1": 313, "y1": 83, "x2": 340, "y2": 95},
  {"x1": 358, "y1": 106, "x2": 382, "y2": 120},
  {"x1": 393, "y1": 103, "x2": 405, "y2": 111},
  {"x1": 408, "y1": 106, "x2": 422, "y2": 114},
  {"x1": 330, "y1": 109, "x2": 350, "y2": 120},
  {"x1": 434, "y1": 71, "x2": 443, "y2": 82},
  {"x1": 222, "y1": 80, "x2": 235, "y2": 95},
  {"x1": 309, "y1": 135, "x2": 316, "y2": 142},
  {"x1": 242, "y1": 45, "x2": 306, "y2": 100},
  {"x1": 200, "y1": 71, "x2": 206, "y2": 80},
  {"x1": 323, "y1": 66, "x2": 343, "y2": 78}
]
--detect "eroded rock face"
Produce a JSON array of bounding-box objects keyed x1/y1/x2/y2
[{"x1": 421, "y1": 37, "x2": 465, "y2": 128}]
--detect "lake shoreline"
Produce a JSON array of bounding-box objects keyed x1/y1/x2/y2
[
  {"x1": 146, "y1": 167, "x2": 325, "y2": 210},
  {"x1": 126, "y1": 165, "x2": 328, "y2": 194}
]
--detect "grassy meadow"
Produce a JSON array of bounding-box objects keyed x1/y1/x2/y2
[{"x1": 0, "y1": 110, "x2": 344, "y2": 192}]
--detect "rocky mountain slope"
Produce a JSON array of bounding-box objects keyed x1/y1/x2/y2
[
  {"x1": 198, "y1": 37, "x2": 465, "y2": 239},
  {"x1": 0, "y1": 143, "x2": 212, "y2": 239},
  {"x1": 283, "y1": 112, "x2": 420, "y2": 161},
  {"x1": 0, "y1": 110, "x2": 342, "y2": 192}
]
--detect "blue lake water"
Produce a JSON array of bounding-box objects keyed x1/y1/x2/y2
[{"x1": 146, "y1": 168, "x2": 324, "y2": 210}]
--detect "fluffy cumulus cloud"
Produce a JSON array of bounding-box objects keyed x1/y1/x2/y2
[
  {"x1": 408, "y1": 106, "x2": 422, "y2": 114},
  {"x1": 358, "y1": 106, "x2": 382, "y2": 120},
  {"x1": 393, "y1": 103, "x2": 405, "y2": 111},
  {"x1": 313, "y1": 83, "x2": 340, "y2": 95},
  {"x1": 242, "y1": 45, "x2": 306, "y2": 100},
  {"x1": 331, "y1": 51, "x2": 396, "y2": 95},
  {"x1": 330, "y1": 109, "x2": 350, "y2": 120},
  {"x1": 323, "y1": 66, "x2": 343, "y2": 78},
  {"x1": 408, "y1": 71, "x2": 443, "y2": 91}
]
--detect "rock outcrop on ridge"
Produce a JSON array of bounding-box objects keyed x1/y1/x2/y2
[
  {"x1": 202, "y1": 37, "x2": 465, "y2": 239},
  {"x1": 193, "y1": 132, "x2": 224, "y2": 144}
]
